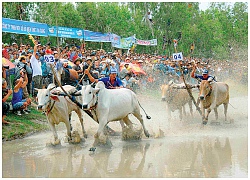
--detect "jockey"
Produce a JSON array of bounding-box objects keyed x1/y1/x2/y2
[
  {"x1": 84, "y1": 67, "x2": 123, "y2": 89},
  {"x1": 191, "y1": 65, "x2": 215, "y2": 83}
]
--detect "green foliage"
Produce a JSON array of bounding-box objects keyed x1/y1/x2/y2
[{"x1": 2, "y1": 2, "x2": 248, "y2": 60}]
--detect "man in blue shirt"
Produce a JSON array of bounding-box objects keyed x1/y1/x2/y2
[
  {"x1": 191, "y1": 65, "x2": 214, "y2": 82},
  {"x1": 84, "y1": 67, "x2": 123, "y2": 89}
]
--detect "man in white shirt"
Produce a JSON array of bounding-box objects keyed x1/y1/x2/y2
[
  {"x1": 147, "y1": 12, "x2": 153, "y2": 24},
  {"x1": 30, "y1": 40, "x2": 43, "y2": 98}
]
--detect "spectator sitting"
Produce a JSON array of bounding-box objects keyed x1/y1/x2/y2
[
  {"x1": 2, "y1": 78, "x2": 13, "y2": 124},
  {"x1": 11, "y1": 70, "x2": 31, "y2": 116}
]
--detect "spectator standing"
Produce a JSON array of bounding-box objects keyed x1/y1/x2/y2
[
  {"x1": 147, "y1": 12, "x2": 153, "y2": 24},
  {"x1": 2, "y1": 43, "x2": 10, "y2": 59},
  {"x1": 82, "y1": 56, "x2": 95, "y2": 85},
  {"x1": 72, "y1": 58, "x2": 83, "y2": 80},
  {"x1": 30, "y1": 40, "x2": 43, "y2": 98},
  {"x1": 111, "y1": 53, "x2": 121, "y2": 76}
]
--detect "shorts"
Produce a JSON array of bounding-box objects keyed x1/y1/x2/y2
[{"x1": 12, "y1": 99, "x2": 27, "y2": 110}]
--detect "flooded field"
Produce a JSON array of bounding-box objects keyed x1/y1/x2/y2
[{"x1": 2, "y1": 85, "x2": 248, "y2": 178}]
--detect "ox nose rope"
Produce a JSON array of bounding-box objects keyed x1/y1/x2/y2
[
  {"x1": 46, "y1": 100, "x2": 56, "y2": 115},
  {"x1": 84, "y1": 93, "x2": 97, "y2": 110}
]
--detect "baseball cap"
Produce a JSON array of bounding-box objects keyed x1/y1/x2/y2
[
  {"x1": 109, "y1": 67, "x2": 118, "y2": 74},
  {"x1": 202, "y1": 69, "x2": 208, "y2": 75},
  {"x1": 46, "y1": 49, "x2": 52, "y2": 54}
]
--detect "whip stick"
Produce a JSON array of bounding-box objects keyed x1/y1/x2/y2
[{"x1": 180, "y1": 66, "x2": 202, "y2": 115}]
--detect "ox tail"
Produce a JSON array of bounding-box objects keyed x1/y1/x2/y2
[{"x1": 137, "y1": 100, "x2": 151, "y2": 119}]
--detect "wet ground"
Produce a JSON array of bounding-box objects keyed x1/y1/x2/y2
[{"x1": 2, "y1": 88, "x2": 248, "y2": 178}]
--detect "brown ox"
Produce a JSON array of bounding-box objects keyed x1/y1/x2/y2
[
  {"x1": 199, "y1": 80, "x2": 229, "y2": 125},
  {"x1": 161, "y1": 81, "x2": 193, "y2": 120}
]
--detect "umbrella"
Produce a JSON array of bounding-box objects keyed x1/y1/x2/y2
[
  {"x1": 60, "y1": 59, "x2": 75, "y2": 67},
  {"x1": 120, "y1": 62, "x2": 146, "y2": 75},
  {"x1": 2, "y1": 58, "x2": 15, "y2": 69}
]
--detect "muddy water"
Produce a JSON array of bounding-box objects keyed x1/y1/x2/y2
[{"x1": 2, "y1": 92, "x2": 248, "y2": 178}]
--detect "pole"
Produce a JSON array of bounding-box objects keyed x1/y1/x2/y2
[
  {"x1": 180, "y1": 66, "x2": 202, "y2": 115},
  {"x1": 55, "y1": 6, "x2": 59, "y2": 53}
]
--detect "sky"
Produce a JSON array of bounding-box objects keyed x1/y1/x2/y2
[
  {"x1": 199, "y1": 2, "x2": 241, "y2": 11},
  {"x1": 199, "y1": 2, "x2": 211, "y2": 11}
]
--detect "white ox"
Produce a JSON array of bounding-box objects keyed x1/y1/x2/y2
[
  {"x1": 81, "y1": 81, "x2": 150, "y2": 141},
  {"x1": 199, "y1": 80, "x2": 230, "y2": 125},
  {"x1": 35, "y1": 84, "x2": 87, "y2": 145},
  {"x1": 161, "y1": 81, "x2": 193, "y2": 120}
]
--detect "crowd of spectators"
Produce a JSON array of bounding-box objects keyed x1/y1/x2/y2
[{"x1": 2, "y1": 41, "x2": 247, "y2": 123}]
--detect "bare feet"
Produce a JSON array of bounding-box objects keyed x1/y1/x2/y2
[{"x1": 2, "y1": 119, "x2": 10, "y2": 125}]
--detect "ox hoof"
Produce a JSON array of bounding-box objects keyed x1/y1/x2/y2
[
  {"x1": 122, "y1": 126, "x2": 143, "y2": 141},
  {"x1": 69, "y1": 131, "x2": 81, "y2": 144},
  {"x1": 93, "y1": 136, "x2": 113, "y2": 147},
  {"x1": 83, "y1": 134, "x2": 88, "y2": 139},
  {"x1": 145, "y1": 131, "x2": 150, "y2": 138},
  {"x1": 202, "y1": 121, "x2": 207, "y2": 125},
  {"x1": 46, "y1": 139, "x2": 61, "y2": 146}
]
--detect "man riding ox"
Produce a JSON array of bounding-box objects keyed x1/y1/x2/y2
[
  {"x1": 35, "y1": 84, "x2": 87, "y2": 145},
  {"x1": 84, "y1": 67, "x2": 125, "y2": 134},
  {"x1": 161, "y1": 80, "x2": 193, "y2": 120},
  {"x1": 81, "y1": 81, "x2": 150, "y2": 144},
  {"x1": 198, "y1": 78, "x2": 229, "y2": 125}
]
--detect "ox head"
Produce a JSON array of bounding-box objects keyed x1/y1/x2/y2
[
  {"x1": 81, "y1": 82, "x2": 103, "y2": 110},
  {"x1": 34, "y1": 84, "x2": 59, "y2": 111},
  {"x1": 160, "y1": 80, "x2": 174, "y2": 101},
  {"x1": 199, "y1": 80, "x2": 212, "y2": 100}
]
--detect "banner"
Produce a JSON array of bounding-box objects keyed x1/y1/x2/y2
[
  {"x1": 135, "y1": 38, "x2": 157, "y2": 46},
  {"x1": 48, "y1": 26, "x2": 84, "y2": 39},
  {"x1": 110, "y1": 33, "x2": 121, "y2": 48},
  {"x1": 2, "y1": 18, "x2": 157, "y2": 48},
  {"x1": 2, "y1": 18, "x2": 48, "y2": 36},
  {"x1": 111, "y1": 35, "x2": 135, "y2": 49},
  {"x1": 84, "y1": 30, "x2": 110, "y2": 42},
  {"x1": 119, "y1": 36, "x2": 136, "y2": 49}
]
